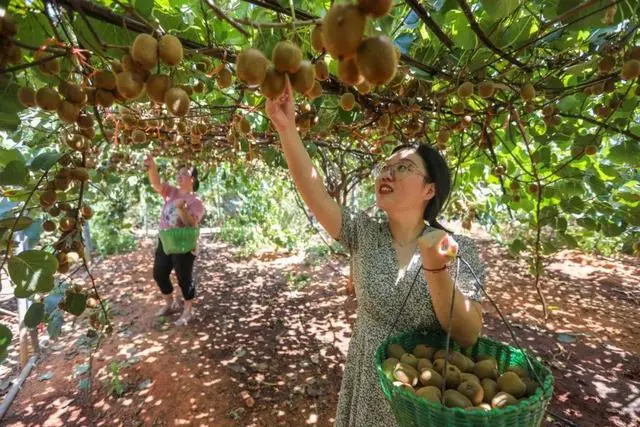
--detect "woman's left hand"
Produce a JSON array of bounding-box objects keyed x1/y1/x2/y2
[
  {"x1": 417, "y1": 229, "x2": 458, "y2": 270},
  {"x1": 175, "y1": 200, "x2": 187, "y2": 210}
]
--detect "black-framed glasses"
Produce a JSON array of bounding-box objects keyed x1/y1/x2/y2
[{"x1": 373, "y1": 161, "x2": 429, "y2": 181}]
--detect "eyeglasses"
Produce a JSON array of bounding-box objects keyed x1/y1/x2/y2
[{"x1": 373, "y1": 161, "x2": 429, "y2": 181}]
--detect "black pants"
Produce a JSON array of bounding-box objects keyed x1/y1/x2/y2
[{"x1": 153, "y1": 239, "x2": 196, "y2": 300}]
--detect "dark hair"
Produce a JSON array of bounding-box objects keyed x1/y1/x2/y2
[
  {"x1": 190, "y1": 166, "x2": 200, "y2": 192},
  {"x1": 391, "y1": 144, "x2": 451, "y2": 232}
]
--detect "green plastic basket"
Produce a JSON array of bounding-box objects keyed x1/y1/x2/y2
[
  {"x1": 375, "y1": 329, "x2": 554, "y2": 427},
  {"x1": 158, "y1": 227, "x2": 199, "y2": 255}
]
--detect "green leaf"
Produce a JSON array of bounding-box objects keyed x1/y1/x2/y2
[
  {"x1": 133, "y1": 0, "x2": 154, "y2": 18},
  {"x1": 0, "y1": 160, "x2": 28, "y2": 186},
  {"x1": 30, "y1": 152, "x2": 62, "y2": 171},
  {"x1": 0, "y1": 112, "x2": 20, "y2": 131},
  {"x1": 0, "y1": 77, "x2": 23, "y2": 116},
  {"x1": 577, "y1": 216, "x2": 598, "y2": 231},
  {"x1": 480, "y1": 0, "x2": 520, "y2": 20},
  {"x1": 8, "y1": 250, "x2": 58, "y2": 297},
  {"x1": 65, "y1": 292, "x2": 87, "y2": 316},
  {"x1": 24, "y1": 302, "x2": 45, "y2": 328},
  {"x1": 508, "y1": 238, "x2": 527, "y2": 255},
  {"x1": 446, "y1": 10, "x2": 477, "y2": 49},
  {"x1": 557, "y1": 95, "x2": 582, "y2": 113},
  {"x1": 0, "y1": 323, "x2": 12, "y2": 348},
  {"x1": 0, "y1": 148, "x2": 25, "y2": 167},
  {"x1": 0, "y1": 217, "x2": 33, "y2": 231}
]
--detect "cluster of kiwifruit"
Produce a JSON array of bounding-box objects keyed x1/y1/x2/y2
[
  {"x1": 383, "y1": 343, "x2": 539, "y2": 411},
  {"x1": 0, "y1": 14, "x2": 20, "y2": 68}
]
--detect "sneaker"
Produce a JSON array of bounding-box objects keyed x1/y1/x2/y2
[
  {"x1": 174, "y1": 311, "x2": 193, "y2": 326},
  {"x1": 155, "y1": 300, "x2": 180, "y2": 317}
]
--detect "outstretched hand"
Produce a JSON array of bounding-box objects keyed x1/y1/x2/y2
[
  {"x1": 265, "y1": 76, "x2": 296, "y2": 134},
  {"x1": 418, "y1": 229, "x2": 459, "y2": 270},
  {"x1": 143, "y1": 154, "x2": 156, "y2": 170}
]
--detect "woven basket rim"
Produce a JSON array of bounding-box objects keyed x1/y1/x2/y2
[{"x1": 375, "y1": 329, "x2": 555, "y2": 419}]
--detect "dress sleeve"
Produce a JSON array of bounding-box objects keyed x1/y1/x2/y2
[
  {"x1": 161, "y1": 183, "x2": 177, "y2": 200},
  {"x1": 336, "y1": 207, "x2": 373, "y2": 254},
  {"x1": 189, "y1": 198, "x2": 205, "y2": 224},
  {"x1": 448, "y1": 235, "x2": 485, "y2": 303}
]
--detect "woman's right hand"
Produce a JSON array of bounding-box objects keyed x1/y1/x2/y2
[
  {"x1": 143, "y1": 154, "x2": 156, "y2": 170},
  {"x1": 266, "y1": 76, "x2": 296, "y2": 135}
]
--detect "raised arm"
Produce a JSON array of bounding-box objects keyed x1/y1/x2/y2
[
  {"x1": 143, "y1": 154, "x2": 164, "y2": 195},
  {"x1": 266, "y1": 79, "x2": 342, "y2": 239}
]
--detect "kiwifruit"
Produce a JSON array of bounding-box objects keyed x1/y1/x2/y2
[
  {"x1": 291, "y1": 61, "x2": 315, "y2": 94},
  {"x1": 165, "y1": 88, "x2": 190, "y2": 117},
  {"x1": 522, "y1": 377, "x2": 538, "y2": 396},
  {"x1": 131, "y1": 33, "x2": 158, "y2": 70},
  {"x1": 419, "y1": 368, "x2": 443, "y2": 388},
  {"x1": 451, "y1": 102, "x2": 465, "y2": 115},
  {"x1": 121, "y1": 54, "x2": 149, "y2": 80},
  {"x1": 626, "y1": 46, "x2": 640, "y2": 61},
  {"x1": 158, "y1": 34, "x2": 183, "y2": 66},
  {"x1": 474, "y1": 359, "x2": 498, "y2": 380},
  {"x1": 443, "y1": 389, "x2": 473, "y2": 409},
  {"x1": 80, "y1": 205, "x2": 93, "y2": 219},
  {"x1": 415, "y1": 386, "x2": 441, "y2": 403},
  {"x1": 217, "y1": 67, "x2": 233, "y2": 89},
  {"x1": 521, "y1": 83, "x2": 535, "y2": 101},
  {"x1": 59, "y1": 217, "x2": 76, "y2": 232},
  {"x1": 338, "y1": 57, "x2": 363, "y2": 86},
  {"x1": 57, "y1": 101, "x2": 80, "y2": 124},
  {"x1": 378, "y1": 113, "x2": 390, "y2": 129},
  {"x1": 387, "y1": 343, "x2": 406, "y2": 360},
  {"x1": 621, "y1": 59, "x2": 640, "y2": 80},
  {"x1": 393, "y1": 363, "x2": 418, "y2": 386},
  {"x1": 457, "y1": 81, "x2": 474, "y2": 98},
  {"x1": 18, "y1": 87, "x2": 36, "y2": 108},
  {"x1": 356, "y1": 80, "x2": 372, "y2": 94},
  {"x1": 76, "y1": 113, "x2": 94, "y2": 129},
  {"x1": 357, "y1": 0, "x2": 392, "y2": 18},
  {"x1": 260, "y1": 65, "x2": 286, "y2": 99},
  {"x1": 315, "y1": 61, "x2": 329, "y2": 81},
  {"x1": 481, "y1": 378, "x2": 498, "y2": 403},
  {"x1": 111, "y1": 60, "x2": 124, "y2": 73},
  {"x1": 411, "y1": 344, "x2": 433, "y2": 360},
  {"x1": 39, "y1": 190, "x2": 56, "y2": 208},
  {"x1": 272, "y1": 41, "x2": 302, "y2": 74},
  {"x1": 491, "y1": 391, "x2": 518, "y2": 408},
  {"x1": 322, "y1": 4, "x2": 366, "y2": 60},
  {"x1": 36, "y1": 87, "x2": 61, "y2": 111},
  {"x1": 131, "y1": 129, "x2": 146, "y2": 144},
  {"x1": 443, "y1": 364, "x2": 462, "y2": 389},
  {"x1": 146, "y1": 74, "x2": 171, "y2": 104},
  {"x1": 95, "y1": 70, "x2": 117, "y2": 91},
  {"x1": 116, "y1": 72, "x2": 145, "y2": 99},
  {"x1": 48, "y1": 206, "x2": 61, "y2": 217},
  {"x1": 507, "y1": 366, "x2": 528, "y2": 378},
  {"x1": 236, "y1": 48, "x2": 269, "y2": 86},
  {"x1": 458, "y1": 380, "x2": 484, "y2": 406},
  {"x1": 471, "y1": 403, "x2": 492, "y2": 411},
  {"x1": 382, "y1": 357, "x2": 399, "y2": 380},
  {"x1": 460, "y1": 373, "x2": 481, "y2": 385},
  {"x1": 80, "y1": 127, "x2": 95, "y2": 139},
  {"x1": 237, "y1": 117, "x2": 251, "y2": 134},
  {"x1": 311, "y1": 24, "x2": 324, "y2": 52},
  {"x1": 5, "y1": 43, "x2": 21, "y2": 65},
  {"x1": 497, "y1": 371, "x2": 526, "y2": 398},
  {"x1": 478, "y1": 81, "x2": 495, "y2": 98},
  {"x1": 437, "y1": 129, "x2": 450, "y2": 144},
  {"x1": 340, "y1": 92, "x2": 356, "y2": 111},
  {"x1": 598, "y1": 55, "x2": 616, "y2": 74},
  {"x1": 416, "y1": 358, "x2": 433, "y2": 372},
  {"x1": 432, "y1": 358, "x2": 446, "y2": 374},
  {"x1": 355, "y1": 36, "x2": 397, "y2": 85},
  {"x1": 34, "y1": 50, "x2": 60, "y2": 76},
  {"x1": 64, "y1": 84, "x2": 87, "y2": 105},
  {"x1": 70, "y1": 167, "x2": 89, "y2": 181},
  {"x1": 400, "y1": 353, "x2": 418, "y2": 368},
  {"x1": 307, "y1": 81, "x2": 323, "y2": 100},
  {"x1": 0, "y1": 15, "x2": 18, "y2": 37},
  {"x1": 43, "y1": 220, "x2": 56, "y2": 232}
]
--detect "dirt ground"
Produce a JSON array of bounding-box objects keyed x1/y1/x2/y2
[{"x1": 1, "y1": 234, "x2": 639, "y2": 427}]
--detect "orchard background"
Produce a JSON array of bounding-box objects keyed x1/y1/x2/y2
[{"x1": 0, "y1": 0, "x2": 638, "y2": 425}]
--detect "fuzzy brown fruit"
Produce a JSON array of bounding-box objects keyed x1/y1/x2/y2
[
  {"x1": 357, "y1": 0, "x2": 393, "y2": 18},
  {"x1": 491, "y1": 392, "x2": 518, "y2": 408},
  {"x1": 355, "y1": 36, "x2": 397, "y2": 85},
  {"x1": 291, "y1": 61, "x2": 316, "y2": 95},
  {"x1": 443, "y1": 390, "x2": 473, "y2": 409},
  {"x1": 131, "y1": 33, "x2": 158, "y2": 70},
  {"x1": 146, "y1": 74, "x2": 171, "y2": 104},
  {"x1": 356, "y1": 80, "x2": 372, "y2": 94},
  {"x1": 521, "y1": 83, "x2": 535, "y2": 101},
  {"x1": 116, "y1": 72, "x2": 144, "y2": 99},
  {"x1": 598, "y1": 56, "x2": 616, "y2": 74},
  {"x1": 95, "y1": 70, "x2": 117, "y2": 91},
  {"x1": 478, "y1": 81, "x2": 495, "y2": 98},
  {"x1": 307, "y1": 81, "x2": 322, "y2": 100},
  {"x1": 217, "y1": 68, "x2": 233, "y2": 89},
  {"x1": 621, "y1": 59, "x2": 640, "y2": 80},
  {"x1": 43, "y1": 220, "x2": 56, "y2": 232},
  {"x1": 437, "y1": 129, "x2": 450, "y2": 144},
  {"x1": 64, "y1": 84, "x2": 87, "y2": 105},
  {"x1": 18, "y1": 87, "x2": 36, "y2": 108},
  {"x1": 260, "y1": 66, "x2": 286, "y2": 99},
  {"x1": 457, "y1": 81, "x2": 474, "y2": 98},
  {"x1": 340, "y1": 92, "x2": 356, "y2": 111},
  {"x1": 415, "y1": 386, "x2": 441, "y2": 403},
  {"x1": 497, "y1": 371, "x2": 527, "y2": 398},
  {"x1": 315, "y1": 61, "x2": 329, "y2": 81},
  {"x1": 458, "y1": 380, "x2": 484, "y2": 406},
  {"x1": 322, "y1": 4, "x2": 366, "y2": 60},
  {"x1": 338, "y1": 58, "x2": 363, "y2": 86},
  {"x1": 311, "y1": 25, "x2": 324, "y2": 53},
  {"x1": 158, "y1": 34, "x2": 183, "y2": 66},
  {"x1": 165, "y1": 88, "x2": 190, "y2": 117},
  {"x1": 387, "y1": 343, "x2": 406, "y2": 360},
  {"x1": 57, "y1": 101, "x2": 81, "y2": 123},
  {"x1": 34, "y1": 50, "x2": 60, "y2": 76},
  {"x1": 451, "y1": 102, "x2": 465, "y2": 115},
  {"x1": 36, "y1": 87, "x2": 61, "y2": 111},
  {"x1": 236, "y1": 48, "x2": 269, "y2": 86},
  {"x1": 95, "y1": 89, "x2": 115, "y2": 108},
  {"x1": 272, "y1": 41, "x2": 302, "y2": 74}
]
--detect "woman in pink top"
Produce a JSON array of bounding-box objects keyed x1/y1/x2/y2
[{"x1": 144, "y1": 154, "x2": 205, "y2": 326}]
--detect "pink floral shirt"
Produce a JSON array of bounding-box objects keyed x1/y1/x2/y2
[{"x1": 159, "y1": 183, "x2": 205, "y2": 230}]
